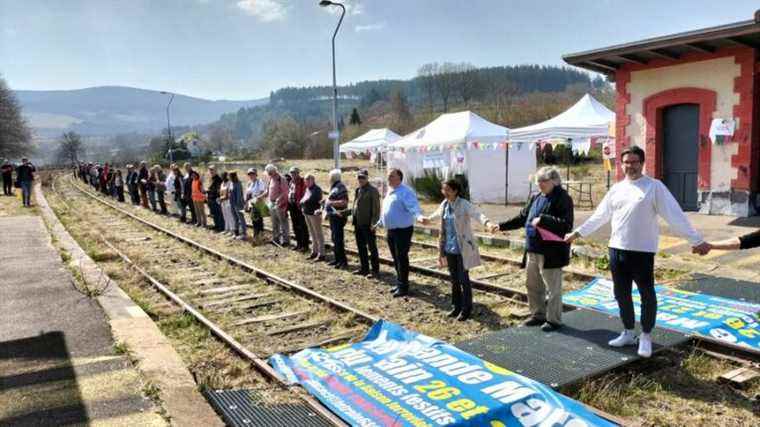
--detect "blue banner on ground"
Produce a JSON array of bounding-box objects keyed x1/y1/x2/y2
[
  {"x1": 269, "y1": 320, "x2": 616, "y2": 427},
  {"x1": 564, "y1": 278, "x2": 760, "y2": 353}
]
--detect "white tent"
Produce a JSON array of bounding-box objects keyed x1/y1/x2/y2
[
  {"x1": 509, "y1": 94, "x2": 614, "y2": 143},
  {"x1": 339, "y1": 128, "x2": 401, "y2": 154},
  {"x1": 387, "y1": 111, "x2": 535, "y2": 204}
]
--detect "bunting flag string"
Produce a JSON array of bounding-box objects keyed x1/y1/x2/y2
[{"x1": 387, "y1": 139, "x2": 541, "y2": 153}]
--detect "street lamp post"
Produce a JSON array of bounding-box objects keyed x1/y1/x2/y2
[
  {"x1": 160, "y1": 91, "x2": 175, "y2": 162},
  {"x1": 319, "y1": 0, "x2": 345, "y2": 170}
]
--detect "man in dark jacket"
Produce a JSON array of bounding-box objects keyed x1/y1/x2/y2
[
  {"x1": 15, "y1": 158, "x2": 36, "y2": 207},
  {"x1": 1, "y1": 159, "x2": 14, "y2": 196},
  {"x1": 137, "y1": 161, "x2": 150, "y2": 208},
  {"x1": 495, "y1": 166, "x2": 573, "y2": 331},
  {"x1": 351, "y1": 169, "x2": 381, "y2": 277},
  {"x1": 126, "y1": 165, "x2": 140, "y2": 205},
  {"x1": 182, "y1": 163, "x2": 196, "y2": 224},
  {"x1": 206, "y1": 165, "x2": 224, "y2": 231}
]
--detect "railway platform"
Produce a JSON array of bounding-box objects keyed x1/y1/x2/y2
[{"x1": 0, "y1": 215, "x2": 167, "y2": 425}]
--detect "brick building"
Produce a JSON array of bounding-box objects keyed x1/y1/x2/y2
[{"x1": 564, "y1": 10, "x2": 760, "y2": 216}]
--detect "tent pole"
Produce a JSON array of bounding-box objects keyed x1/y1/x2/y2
[
  {"x1": 566, "y1": 138, "x2": 571, "y2": 182},
  {"x1": 505, "y1": 144, "x2": 509, "y2": 205}
]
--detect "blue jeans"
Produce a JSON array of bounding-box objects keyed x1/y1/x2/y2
[
  {"x1": 20, "y1": 180, "x2": 32, "y2": 206},
  {"x1": 232, "y1": 207, "x2": 246, "y2": 236}
]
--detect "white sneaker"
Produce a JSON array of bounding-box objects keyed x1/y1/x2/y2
[
  {"x1": 637, "y1": 333, "x2": 652, "y2": 358},
  {"x1": 608, "y1": 330, "x2": 637, "y2": 347}
]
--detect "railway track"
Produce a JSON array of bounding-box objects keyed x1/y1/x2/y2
[
  {"x1": 62, "y1": 174, "x2": 759, "y2": 365},
  {"x1": 49, "y1": 174, "x2": 760, "y2": 426},
  {"x1": 49, "y1": 176, "x2": 377, "y2": 426}
]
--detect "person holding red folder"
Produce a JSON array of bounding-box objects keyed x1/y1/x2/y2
[{"x1": 492, "y1": 166, "x2": 574, "y2": 331}]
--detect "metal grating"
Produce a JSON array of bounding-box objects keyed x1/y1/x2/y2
[
  {"x1": 203, "y1": 389, "x2": 335, "y2": 427},
  {"x1": 676, "y1": 273, "x2": 760, "y2": 304},
  {"x1": 455, "y1": 310, "x2": 689, "y2": 388}
]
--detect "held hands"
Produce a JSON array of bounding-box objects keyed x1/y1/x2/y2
[
  {"x1": 438, "y1": 256, "x2": 447, "y2": 268},
  {"x1": 488, "y1": 223, "x2": 500, "y2": 234},
  {"x1": 692, "y1": 242, "x2": 711, "y2": 256},
  {"x1": 530, "y1": 217, "x2": 541, "y2": 227},
  {"x1": 564, "y1": 231, "x2": 579, "y2": 245},
  {"x1": 419, "y1": 216, "x2": 431, "y2": 225}
]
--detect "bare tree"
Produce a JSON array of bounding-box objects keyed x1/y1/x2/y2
[
  {"x1": 389, "y1": 89, "x2": 414, "y2": 135},
  {"x1": 56, "y1": 131, "x2": 84, "y2": 166},
  {"x1": 416, "y1": 63, "x2": 438, "y2": 115},
  {"x1": 434, "y1": 62, "x2": 457, "y2": 113},
  {"x1": 0, "y1": 76, "x2": 32, "y2": 158},
  {"x1": 452, "y1": 62, "x2": 483, "y2": 107},
  {"x1": 485, "y1": 75, "x2": 518, "y2": 124}
]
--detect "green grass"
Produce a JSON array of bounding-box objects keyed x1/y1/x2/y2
[{"x1": 113, "y1": 341, "x2": 131, "y2": 355}]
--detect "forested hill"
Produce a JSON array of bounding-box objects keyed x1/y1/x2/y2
[
  {"x1": 269, "y1": 64, "x2": 601, "y2": 108},
  {"x1": 209, "y1": 63, "x2": 610, "y2": 159}
]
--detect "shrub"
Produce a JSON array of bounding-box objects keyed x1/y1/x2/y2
[{"x1": 413, "y1": 172, "x2": 469, "y2": 202}]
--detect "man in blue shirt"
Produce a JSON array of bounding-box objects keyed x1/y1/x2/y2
[{"x1": 376, "y1": 168, "x2": 422, "y2": 297}]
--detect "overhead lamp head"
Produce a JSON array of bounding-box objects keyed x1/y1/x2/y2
[{"x1": 319, "y1": 1, "x2": 333, "y2": 6}]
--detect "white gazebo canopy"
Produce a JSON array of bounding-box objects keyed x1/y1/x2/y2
[
  {"x1": 387, "y1": 111, "x2": 535, "y2": 204},
  {"x1": 509, "y1": 94, "x2": 614, "y2": 143},
  {"x1": 393, "y1": 111, "x2": 509, "y2": 149},
  {"x1": 339, "y1": 128, "x2": 402, "y2": 153}
]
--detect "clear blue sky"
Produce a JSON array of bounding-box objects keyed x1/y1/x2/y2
[{"x1": 1, "y1": 0, "x2": 758, "y2": 100}]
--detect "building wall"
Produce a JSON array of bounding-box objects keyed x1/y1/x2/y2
[
  {"x1": 615, "y1": 47, "x2": 758, "y2": 216},
  {"x1": 629, "y1": 57, "x2": 739, "y2": 191}
]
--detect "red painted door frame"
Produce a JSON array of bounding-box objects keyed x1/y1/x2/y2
[{"x1": 642, "y1": 88, "x2": 717, "y2": 190}]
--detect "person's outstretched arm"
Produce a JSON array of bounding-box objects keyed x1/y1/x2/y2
[
  {"x1": 653, "y1": 180, "x2": 705, "y2": 248},
  {"x1": 566, "y1": 190, "x2": 613, "y2": 243},
  {"x1": 705, "y1": 230, "x2": 760, "y2": 252}
]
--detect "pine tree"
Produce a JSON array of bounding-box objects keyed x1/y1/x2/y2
[{"x1": 349, "y1": 108, "x2": 362, "y2": 126}]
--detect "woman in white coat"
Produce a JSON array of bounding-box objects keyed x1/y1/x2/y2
[{"x1": 422, "y1": 179, "x2": 496, "y2": 321}]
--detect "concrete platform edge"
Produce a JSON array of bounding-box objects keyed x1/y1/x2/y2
[{"x1": 34, "y1": 182, "x2": 224, "y2": 427}]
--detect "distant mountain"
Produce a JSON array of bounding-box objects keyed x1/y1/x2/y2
[{"x1": 14, "y1": 86, "x2": 268, "y2": 138}]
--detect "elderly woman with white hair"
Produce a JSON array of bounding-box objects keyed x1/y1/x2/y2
[
  {"x1": 492, "y1": 166, "x2": 574, "y2": 332},
  {"x1": 325, "y1": 168, "x2": 350, "y2": 269}
]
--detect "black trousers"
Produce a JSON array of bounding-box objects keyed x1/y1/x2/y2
[
  {"x1": 446, "y1": 253, "x2": 472, "y2": 313},
  {"x1": 208, "y1": 197, "x2": 224, "y2": 230},
  {"x1": 157, "y1": 191, "x2": 167, "y2": 214},
  {"x1": 387, "y1": 226, "x2": 413, "y2": 287},
  {"x1": 2, "y1": 175, "x2": 11, "y2": 195},
  {"x1": 117, "y1": 186, "x2": 125, "y2": 202},
  {"x1": 609, "y1": 248, "x2": 657, "y2": 333},
  {"x1": 128, "y1": 185, "x2": 140, "y2": 205},
  {"x1": 354, "y1": 224, "x2": 379, "y2": 273},
  {"x1": 289, "y1": 204, "x2": 309, "y2": 249},
  {"x1": 329, "y1": 215, "x2": 347, "y2": 264}
]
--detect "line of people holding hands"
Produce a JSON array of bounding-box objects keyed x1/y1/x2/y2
[{"x1": 78, "y1": 150, "x2": 759, "y2": 357}]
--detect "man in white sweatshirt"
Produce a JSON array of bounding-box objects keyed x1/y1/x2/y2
[{"x1": 565, "y1": 145, "x2": 709, "y2": 358}]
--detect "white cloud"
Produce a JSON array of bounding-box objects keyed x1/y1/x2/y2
[
  {"x1": 323, "y1": 0, "x2": 364, "y2": 16},
  {"x1": 236, "y1": 0, "x2": 288, "y2": 22},
  {"x1": 355, "y1": 22, "x2": 385, "y2": 32}
]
